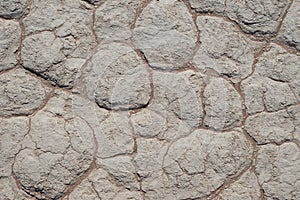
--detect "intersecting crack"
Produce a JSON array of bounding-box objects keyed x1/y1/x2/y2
[{"x1": 0, "y1": 0, "x2": 299, "y2": 199}]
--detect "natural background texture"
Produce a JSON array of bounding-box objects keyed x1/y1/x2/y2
[{"x1": 0, "y1": 0, "x2": 299, "y2": 199}]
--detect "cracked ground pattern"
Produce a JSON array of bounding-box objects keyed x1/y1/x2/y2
[{"x1": 0, "y1": 0, "x2": 299, "y2": 199}]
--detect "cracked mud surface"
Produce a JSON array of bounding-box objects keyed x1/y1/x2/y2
[{"x1": 0, "y1": 0, "x2": 299, "y2": 199}]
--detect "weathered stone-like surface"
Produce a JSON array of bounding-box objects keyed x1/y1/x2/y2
[
  {"x1": 94, "y1": 0, "x2": 146, "y2": 42},
  {"x1": 22, "y1": 31, "x2": 88, "y2": 87},
  {"x1": 1, "y1": 0, "x2": 300, "y2": 199},
  {"x1": 0, "y1": 19, "x2": 21, "y2": 72},
  {"x1": 242, "y1": 74, "x2": 297, "y2": 114},
  {"x1": 134, "y1": 138, "x2": 169, "y2": 176},
  {"x1": 214, "y1": 170, "x2": 261, "y2": 200},
  {"x1": 0, "y1": 117, "x2": 29, "y2": 177},
  {"x1": 95, "y1": 112, "x2": 134, "y2": 158},
  {"x1": 133, "y1": 0, "x2": 198, "y2": 70},
  {"x1": 77, "y1": 42, "x2": 151, "y2": 110},
  {"x1": 190, "y1": 0, "x2": 226, "y2": 14},
  {"x1": 204, "y1": 77, "x2": 243, "y2": 130},
  {"x1": 193, "y1": 16, "x2": 262, "y2": 82},
  {"x1": 97, "y1": 156, "x2": 139, "y2": 190},
  {"x1": 245, "y1": 110, "x2": 294, "y2": 144},
  {"x1": 277, "y1": 0, "x2": 300, "y2": 50},
  {"x1": 226, "y1": 0, "x2": 290, "y2": 36},
  {"x1": 66, "y1": 167, "x2": 143, "y2": 200},
  {"x1": 0, "y1": 0, "x2": 27, "y2": 19},
  {"x1": 0, "y1": 177, "x2": 32, "y2": 200},
  {"x1": 12, "y1": 91, "x2": 107, "y2": 199},
  {"x1": 255, "y1": 43, "x2": 300, "y2": 83},
  {"x1": 131, "y1": 108, "x2": 167, "y2": 138},
  {"x1": 140, "y1": 129, "x2": 253, "y2": 199},
  {"x1": 287, "y1": 105, "x2": 300, "y2": 144},
  {"x1": 255, "y1": 143, "x2": 300, "y2": 199},
  {"x1": 21, "y1": 0, "x2": 96, "y2": 87},
  {"x1": 190, "y1": 0, "x2": 290, "y2": 36},
  {"x1": 147, "y1": 70, "x2": 204, "y2": 140},
  {"x1": 0, "y1": 69, "x2": 51, "y2": 117},
  {"x1": 241, "y1": 43, "x2": 299, "y2": 114},
  {"x1": 83, "y1": 0, "x2": 105, "y2": 5}
]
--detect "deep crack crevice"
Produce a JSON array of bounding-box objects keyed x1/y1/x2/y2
[{"x1": 1, "y1": 0, "x2": 299, "y2": 199}]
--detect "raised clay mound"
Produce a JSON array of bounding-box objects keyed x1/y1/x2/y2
[{"x1": 0, "y1": 0, "x2": 299, "y2": 199}]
